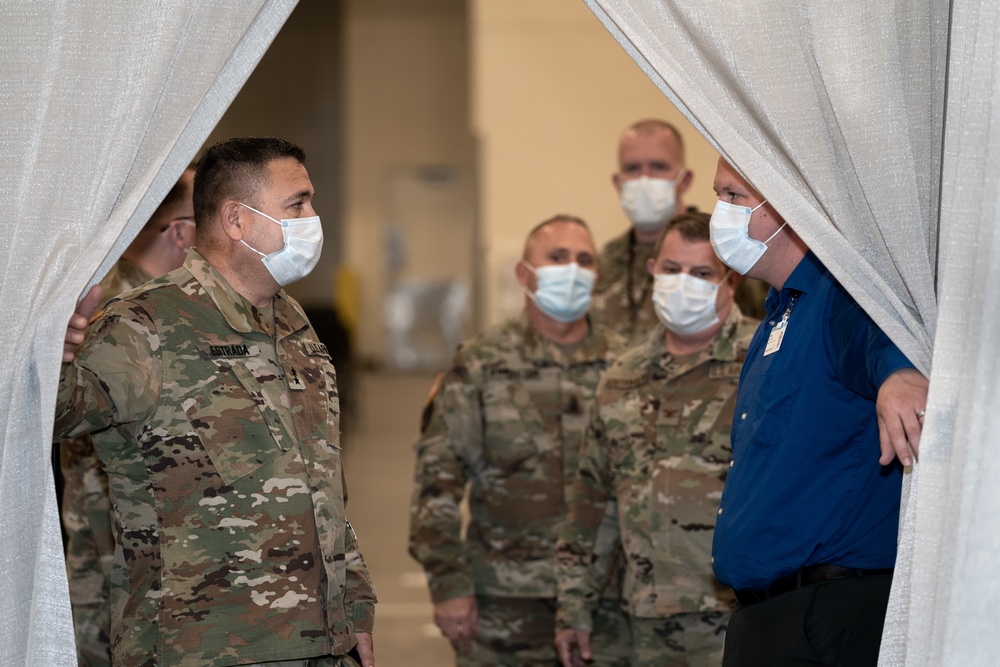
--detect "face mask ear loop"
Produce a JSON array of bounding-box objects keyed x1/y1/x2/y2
[{"x1": 762, "y1": 222, "x2": 788, "y2": 245}]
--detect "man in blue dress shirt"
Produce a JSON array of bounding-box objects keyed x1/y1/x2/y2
[{"x1": 707, "y1": 158, "x2": 929, "y2": 667}]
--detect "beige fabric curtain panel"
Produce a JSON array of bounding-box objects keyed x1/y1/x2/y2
[
  {"x1": 0, "y1": 2, "x2": 297, "y2": 664},
  {"x1": 584, "y1": 0, "x2": 999, "y2": 664}
]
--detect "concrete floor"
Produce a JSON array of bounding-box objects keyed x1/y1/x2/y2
[{"x1": 340, "y1": 371, "x2": 455, "y2": 667}]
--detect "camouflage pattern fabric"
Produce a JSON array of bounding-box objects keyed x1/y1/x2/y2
[
  {"x1": 60, "y1": 257, "x2": 153, "y2": 667},
  {"x1": 454, "y1": 596, "x2": 630, "y2": 667},
  {"x1": 55, "y1": 250, "x2": 376, "y2": 667},
  {"x1": 591, "y1": 229, "x2": 658, "y2": 345},
  {"x1": 628, "y1": 612, "x2": 730, "y2": 667},
  {"x1": 555, "y1": 308, "x2": 757, "y2": 660},
  {"x1": 409, "y1": 314, "x2": 631, "y2": 661}
]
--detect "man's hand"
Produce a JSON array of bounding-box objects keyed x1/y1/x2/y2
[
  {"x1": 63, "y1": 284, "x2": 104, "y2": 362},
  {"x1": 354, "y1": 631, "x2": 374, "y2": 667},
  {"x1": 876, "y1": 368, "x2": 929, "y2": 466},
  {"x1": 433, "y1": 596, "x2": 477, "y2": 654},
  {"x1": 555, "y1": 628, "x2": 592, "y2": 667}
]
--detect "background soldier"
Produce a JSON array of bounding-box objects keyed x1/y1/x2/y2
[
  {"x1": 409, "y1": 215, "x2": 630, "y2": 666},
  {"x1": 59, "y1": 165, "x2": 196, "y2": 667},
  {"x1": 58, "y1": 138, "x2": 376, "y2": 667},
  {"x1": 591, "y1": 120, "x2": 767, "y2": 346},
  {"x1": 556, "y1": 212, "x2": 758, "y2": 667}
]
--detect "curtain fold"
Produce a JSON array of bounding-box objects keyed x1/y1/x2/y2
[
  {"x1": 585, "y1": 0, "x2": 1000, "y2": 663},
  {"x1": 0, "y1": 2, "x2": 298, "y2": 664},
  {"x1": 880, "y1": 1, "x2": 1000, "y2": 664}
]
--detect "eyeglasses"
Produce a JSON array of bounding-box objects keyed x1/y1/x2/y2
[{"x1": 160, "y1": 217, "x2": 196, "y2": 233}]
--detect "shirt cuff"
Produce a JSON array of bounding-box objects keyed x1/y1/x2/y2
[{"x1": 349, "y1": 601, "x2": 376, "y2": 634}]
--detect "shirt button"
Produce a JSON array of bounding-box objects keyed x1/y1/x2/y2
[
  {"x1": 729, "y1": 460, "x2": 734, "y2": 468},
  {"x1": 711, "y1": 556, "x2": 715, "y2": 564},
  {"x1": 717, "y1": 508, "x2": 723, "y2": 515},
  {"x1": 741, "y1": 412, "x2": 747, "y2": 420}
]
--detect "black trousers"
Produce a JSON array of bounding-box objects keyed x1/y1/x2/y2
[{"x1": 722, "y1": 573, "x2": 893, "y2": 667}]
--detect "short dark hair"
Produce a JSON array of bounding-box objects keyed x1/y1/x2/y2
[
  {"x1": 193, "y1": 137, "x2": 306, "y2": 227},
  {"x1": 653, "y1": 208, "x2": 711, "y2": 258},
  {"x1": 523, "y1": 214, "x2": 591, "y2": 260},
  {"x1": 144, "y1": 165, "x2": 195, "y2": 232}
]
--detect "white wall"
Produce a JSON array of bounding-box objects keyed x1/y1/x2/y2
[{"x1": 471, "y1": 0, "x2": 721, "y2": 325}]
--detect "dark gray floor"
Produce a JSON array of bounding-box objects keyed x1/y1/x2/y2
[{"x1": 341, "y1": 372, "x2": 455, "y2": 667}]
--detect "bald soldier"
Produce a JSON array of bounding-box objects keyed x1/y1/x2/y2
[
  {"x1": 591, "y1": 120, "x2": 768, "y2": 344},
  {"x1": 556, "y1": 211, "x2": 758, "y2": 667},
  {"x1": 409, "y1": 215, "x2": 630, "y2": 666},
  {"x1": 60, "y1": 167, "x2": 196, "y2": 667},
  {"x1": 58, "y1": 138, "x2": 376, "y2": 667}
]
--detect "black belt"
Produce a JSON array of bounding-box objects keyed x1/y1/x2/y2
[{"x1": 734, "y1": 564, "x2": 894, "y2": 606}]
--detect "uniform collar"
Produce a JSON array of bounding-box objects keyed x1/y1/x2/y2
[
  {"x1": 182, "y1": 250, "x2": 308, "y2": 338},
  {"x1": 652, "y1": 303, "x2": 746, "y2": 370},
  {"x1": 518, "y1": 312, "x2": 614, "y2": 366}
]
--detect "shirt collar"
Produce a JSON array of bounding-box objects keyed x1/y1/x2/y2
[
  {"x1": 783, "y1": 250, "x2": 826, "y2": 295},
  {"x1": 182, "y1": 249, "x2": 307, "y2": 338},
  {"x1": 518, "y1": 312, "x2": 614, "y2": 366},
  {"x1": 651, "y1": 304, "x2": 746, "y2": 369}
]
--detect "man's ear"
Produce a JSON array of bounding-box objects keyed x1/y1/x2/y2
[
  {"x1": 676, "y1": 169, "x2": 694, "y2": 195},
  {"x1": 219, "y1": 201, "x2": 245, "y2": 241},
  {"x1": 515, "y1": 260, "x2": 531, "y2": 289},
  {"x1": 611, "y1": 171, "x2": 624, "y2": 195}
]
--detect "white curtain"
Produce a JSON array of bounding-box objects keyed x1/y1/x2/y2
[
  {"x1": 584, "y1": 0, "x2": 999, "y2": 664},
  {"x1": 0, "y1": 2, "x2": 297, "y2": 664}
]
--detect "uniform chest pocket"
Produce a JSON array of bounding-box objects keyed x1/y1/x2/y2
[
  {"x1": 181, "y1": 361, "x2": 291, "y2": 485},
  {"x1": 481, "y1": 378, "x2": 549, "y2": 470}
]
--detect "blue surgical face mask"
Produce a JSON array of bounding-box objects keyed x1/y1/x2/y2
[
  {"x1": 239, "y1": 202, "x2": 324, "y2": 287},
  {"x1": 709, "y1": 200, "x2": 786, "y2": 275},
  {"x1": 523, "y1": 261, "x2": 596, "y2": 323}
]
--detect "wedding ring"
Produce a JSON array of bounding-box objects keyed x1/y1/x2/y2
[{"x1": 916, "y1": 409, "x2": 926, "y2": 419}]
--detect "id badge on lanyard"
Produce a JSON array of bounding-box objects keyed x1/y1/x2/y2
[{"x1": 764, "y1": 293, "x2": 798, "y2": 357}]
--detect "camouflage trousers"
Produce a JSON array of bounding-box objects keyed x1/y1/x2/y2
[
  {"x1": 627, "y1": 611, "x2": 730, "y2": 667},
  {"x1": 458, "y1": 596, "x2": 630, "y2": 667}
]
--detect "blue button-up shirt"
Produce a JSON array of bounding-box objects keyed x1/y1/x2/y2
[{"x1": 712, "y1": 251, "x2": 913, "y2": 591}]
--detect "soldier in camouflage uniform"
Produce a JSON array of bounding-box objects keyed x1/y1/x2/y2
[
  {"x1": 555, "y1": 213, "x2": 758, "y2": 667},
  {"x1": 590, "y1": 119, "x2": 694, "y2": 344},
  {"x1": 591, "y1": 120, "x2": 767, "y2": 345},
  {"x1": 60, "y1": 166, "x2": 196, "y2": 667},
  {"x1": 57, "y1": 138, "x2": 376, "y2": 667},
  {"x1": 409, "y1": 215, "x2": 631, "y2": 666}
]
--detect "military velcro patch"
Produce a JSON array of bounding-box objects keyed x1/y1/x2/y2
[
  {"x1": 489, "y1": 368, "x2": 539, "y2": 380},
  {"x1": 303, "y1": 341, "x2": 330, "y2": 357},
  {"x1": 602, "y1": 376, "x2": 646, "y2": 390},
  {"x1": 709, "y1": 363, "x2": 743, "y2": 379},
  {"x1": 202, "y1": 343, "x2": 260, "y2": 359}
]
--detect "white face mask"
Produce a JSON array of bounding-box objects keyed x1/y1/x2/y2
[
  {"x1": 239, "y1": 203, "x2": 324, "y2": 287},
  {"x1": 652, "y1": 272, "x2": 722, "y2": 335},
  {"x1": 709, "y1": 200, "x2": 786, "y2": 275},
  {"x1": 620, "y1": 173, "x2": 684, "y2": 234},
  {"x1": 523, "y1": 262, "x2": 596, "y2": 323}
]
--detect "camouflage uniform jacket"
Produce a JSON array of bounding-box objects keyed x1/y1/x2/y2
[
  {"x1": 556, "y1": 307, "x2": 757, "y2": 629},
  {"x1": 409, "y1": 314, "x2": 625, "y2": 603},
  {"x1": 591, "y1": 229, "x2": 658, "y2": 345},
  {"x1": 60, "y1": 258, "x2": 153, "y2": 666},
  {"x1": 55, "y1": 250, "x2": 376, "y2": 667}
]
